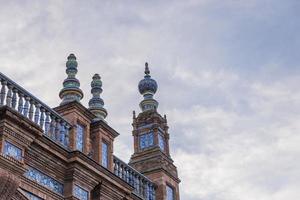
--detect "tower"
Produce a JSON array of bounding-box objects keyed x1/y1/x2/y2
[{"x1": 129, "y1": 63, "x2": 180, "y2": 200}]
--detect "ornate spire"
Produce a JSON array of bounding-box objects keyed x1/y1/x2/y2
[
  {"x1": 59, "y1": 54, "x2": 83, "y2": 105},
  {"x1": 88, "y1": 74, "x2": 107, "y2": 121},
  {"x1": 138, "y1": 62, "x2": 158, "y2": 112}
]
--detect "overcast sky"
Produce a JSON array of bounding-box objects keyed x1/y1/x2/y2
[{"x1": 1, "y1": 1, "x2": 300, "y2": 200}]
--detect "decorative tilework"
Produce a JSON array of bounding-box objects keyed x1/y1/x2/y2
[
  {"x1": 23, "y1": 190, "x2": 43, "y2": 200},
  {"x1": 76, "y1": 124, "x2": 84, "y2": 151},
  {"x1": 167, "y1": 185, "x2": 175, "y2": 200},
  {"x1": 3, "y1": 141, "x2": 22, "y2": 160},
  {"x1": 25, "y1": 167, "x2": 63, "y2": 195},
  {"x1": 102, "y1": 142, "x2": 108, "y2": 168},
  {"x1": 140, "y1": 132, "x2": 154, "y2": 149},
  {"x1": 73, "y1": 185, "x2": 88, "y2": 200},
  {"x1": 158, "y1": 134, "x2": 165, "y2": 151}
]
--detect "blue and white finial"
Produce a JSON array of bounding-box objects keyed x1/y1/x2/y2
[
  {"x1": 88, "y1": 74, "x2": 107, "y2": 121},
  {"x1": 138, "y1": 62, "x2": 158, "y2": 112},
  {"x1": 59, "y1": 54, "x2": 84, "y2": 105}
]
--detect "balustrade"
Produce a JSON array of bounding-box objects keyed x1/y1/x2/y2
[
  {"x1": 0, "y1": 72, "x2": 71, "y2": 149},
  {"x1": 113, "y1": 156, "x2": 156, "y2": 200}
]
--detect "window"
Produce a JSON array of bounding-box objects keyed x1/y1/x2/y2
[
  {"x1": 166, "y1": 185, "x2": 175, "y2": 200},
  {"x1": 158, "y1": 134, "x2": 165, "y2": 151},
  {"x1": 76, "y1": 124, "x2": 84, "y2": 151},
  {"x1": 139, "y1": 132, "x2": 154, "y2": 149},
  {"x1": 73, "y1": 185, "x2": 88, "y2": 200},
  {"x1": 3, "y1": 141, "x2": 22, "y2": 160},
  {"x1": 102, "y1": 142, "x2": 108, "y2": 168},
  {"x1": 25, "y1": 167, "x2": 64, "y2": 195},
  {"x1": 23, "y1": 190, "x2": 43, "y2": 200}
]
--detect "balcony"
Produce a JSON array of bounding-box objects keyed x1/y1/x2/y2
[
  {"x1": 0, "y1": 72, "x2": 71, "y2": 149},
  {"x1": 113, "y1": 156, "x2": 156, "y2": 200}
]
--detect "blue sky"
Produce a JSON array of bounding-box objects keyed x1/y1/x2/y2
[{"x1": 1, "y1": 1, "x2": 300, "y2": 200}]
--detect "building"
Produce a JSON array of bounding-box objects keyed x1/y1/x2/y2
[{"x1": 0, "y1": 54, "x2": 180, "y2": 200}]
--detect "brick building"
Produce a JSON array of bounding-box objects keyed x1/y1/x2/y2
[{"x1": 0, "y1": 54, "x2": 180, "y2": 200}]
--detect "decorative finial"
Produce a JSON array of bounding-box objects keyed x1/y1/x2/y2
[
  {"x1": 138, "y1": 62, "x2": 158, "y2": 112},
  {"x1": 145, "y1": 62, "x2": 150, "y2": 75},
  {"x1": 59, "y1": 53, "x2": 83, "y2": 105},
  {"x1": 88, "y1": 74, "x2": 107, "y2": 121},
  {"x1": 133, "y1": 110, "x2": 136, "y2": 119}
]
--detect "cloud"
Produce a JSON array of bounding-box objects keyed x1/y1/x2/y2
[{"x1": 0, "y1": 1, "x2": 300, "y2": 200}]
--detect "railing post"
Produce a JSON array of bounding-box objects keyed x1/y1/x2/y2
[
  {"x1": 0, "y1": 80, "x2": 7, "y2": 106},
  {"x1": 11, "y1": 88, "x2": 18, "y2": 109},
  {"x1": 6, "y1": 84, "x2": 12, "y2": 107},
  {"x1": 17, "y1": 92, "x2": 24, "y2": 113}
]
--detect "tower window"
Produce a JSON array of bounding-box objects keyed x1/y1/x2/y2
[
  {"x1": 76, "y1": 124, "x2": 84, "y2": 151},
  {"x1": 158, "y1": 134, "x2": 165, "y2": 151},
  {"x1": 102, "y1": 141, "x2": 109, "y2": 168},
  {"x1": 139, "y1": 132, "x2": 154, "y2": 149},
  {"x1": 73, "y1": 185, "x2": 88, "y2": 200},
  {"x1": 166, "y1": 185, "x2": 175, "y2": 200},
  {"x1": 3, "y1": 141, "x2": 22, "y2": 161}
]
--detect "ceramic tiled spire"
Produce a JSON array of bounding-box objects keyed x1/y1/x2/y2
[
  {"x1": 138, "y1": 62, "x2": 158, "y2": 111},
  {"x1": 88, "y1": 74, "x2": 107, "y2": 121},
  {"x1": 59, "y1": 54, "x2": 83, "y2": 105}
]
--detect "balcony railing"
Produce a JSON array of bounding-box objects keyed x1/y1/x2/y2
[
  {"x1": 113, "y1": 156, "x2": 156, "y2": 200},
  {"x1": 0, "y1": 72, "x2": 71, "y2": 149}
]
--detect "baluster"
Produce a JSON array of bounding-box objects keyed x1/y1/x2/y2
[
  {"x1": 45, "y1": 112, "x2": 51, "y2": 135},
  {"x1": 0, "y1": 81, "x2": 7, "y2": 106},
  {"x1": 124, "y1": 167, "x2": 128, "y2": 182},
  {"x1": 39, "y1": 108, "x2": 45, "y2": 129},
  {"x1": 17, "y1": 92, "x2": 24, "y2": 113},
  {"x1": 114, "y1": 160, "x2": 118, "y2": 174},
  {"x1": 64, "y1": 124, "x2": 70, "y2": 148},
  {"x1": 34, "y1": 103, "x2": 40, "y2": 124},
  {"x1": 50, "y1": 115, "x2": 56, "y2": 139},
  {"x1": 55, "y1": 119, "x2": 61, "y2": 141},
  {"x1": 28, "y1": 100, "x2": 34, "y2": 120},
  {"x1": 23, "y1": 96, "x2": 30, "y2": 117},
  {"x1": 60, "y1": 121, "x2": 66, "y2": 145},
  {"x1": 6, "y1": 84, "x2": 12, "y2": 107},
  {"x1": 117, "y1": 162, "x2": 121, "y2": 177},
  {"x1": 131, "y1": 172, "x2": 135, "y2": 187},
  {"x1": 11, "y1": 88, "x2": 17, "y2": 109}
]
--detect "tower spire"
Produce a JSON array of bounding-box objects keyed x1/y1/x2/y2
[
  {"x1": 59, "y1": 53, "x2": 83, "y2": 105},
  {"x1": 88, "y1": 74, "x2": 107, "y2": 121},
  {"x1": 138, "y1": 62, "x2": 158, "y2": 112}
]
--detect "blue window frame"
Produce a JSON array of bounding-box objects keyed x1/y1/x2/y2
[
  {"x1": 73, "y1": 185, "x2": 88, "y2": 200},
  {"x1": 167, "y1": 185, "x2": 175, "y2": 200},
  {"x1": 102, "y1": 142, "x2": 108, "y2": 168},
  {"x1": 158, "y1": 134, "x2": 165, "y2": 151},
  {"x1": 25, "y1": 167, "x2": 64, "y2": 195},
  {"x1": 3, "y1": 141, "x2": 22, "y2": 160},
  {"x1": 139, "y1": 132, "x2": 154, "y2": 149},
  {"x1": 76, "y1": 124, "x2": 84, "y2": 151}
]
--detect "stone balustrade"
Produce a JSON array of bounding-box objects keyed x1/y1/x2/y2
[
  {"x1": 0, "y1": 72, "x2": 71, "y2": 149},
  {"x1": 113, "y1": 156, "x2": 156, "y2": 200}
]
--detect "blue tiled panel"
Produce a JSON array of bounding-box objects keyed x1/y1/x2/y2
[
  {"x1": 73, "y1": 185, "x2": 88, "y2": 200},
  {"x1": 23, "y1": 190, "x2": 43, "y2": 200},
  {"x1": 76, "y1": 124, "x2": 84, "y2": 151},
  {"x1": 102, "y1": 142, "x2": 108, "y2": 168},
  {"x1": 25, "y1": 167, "x2": 63, "y2": 195},
  {"x1": 158, "y1": 134, "x2": 165, "y2": 151},
  {"x1": 167, "y1": 185, "x2": 174, "y2": 200},
  {"x1": 3, "y1": 141, "x2": 22, "y2": 160},
  {"x1": 139, "y1": 132, "x2": 154, "y2": 149}
]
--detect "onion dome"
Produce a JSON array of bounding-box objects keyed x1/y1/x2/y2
[
  {"x1": 59, "y1": 54, "x2": 84, "y2": 105},
  {"x1": 138, "y1": 63, "x2": 159, "y2": 112},
  {"x1": 88, "y1": 74, "x2": 107, "y2": 121},
  {"x1": 138, "y1": 62, "x2": 158, "y2": 95}
]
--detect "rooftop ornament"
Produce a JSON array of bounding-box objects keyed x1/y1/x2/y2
[
  {"x1": 59, "y1": 54, "x2": 83, "y2": 105},
  {"x1": 138, "y1": 62, "x2": 159, "y2": 112}
]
